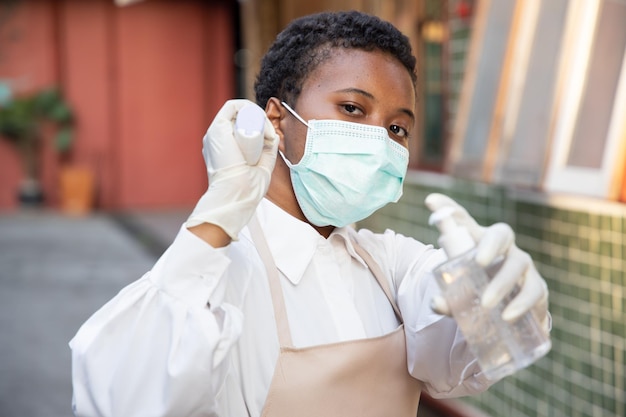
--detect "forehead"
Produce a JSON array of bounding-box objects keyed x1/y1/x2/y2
[{"x1": 299, "y1": 48, "x2": 416, "y2": 107}]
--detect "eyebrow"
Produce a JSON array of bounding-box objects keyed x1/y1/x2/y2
[{"x1": 335, "y1": 87, "x2": 416, "y2": 123}]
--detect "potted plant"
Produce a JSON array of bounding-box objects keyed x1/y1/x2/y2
[{"x1": 0, "y1": 87, "x2": 74, "y2": 206}]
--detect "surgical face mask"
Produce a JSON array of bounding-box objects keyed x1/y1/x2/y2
[{"x1": 281, "y1": 102, "x2": 409, "y2": 227}]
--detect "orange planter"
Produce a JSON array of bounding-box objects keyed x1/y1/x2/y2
[{"x1": 59, "y1": 166, "x2": 95, "y2": 215}]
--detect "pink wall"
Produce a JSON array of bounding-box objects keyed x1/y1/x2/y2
[{"x1": 0, "y1": 0, "x2": 236, "y2": 211}]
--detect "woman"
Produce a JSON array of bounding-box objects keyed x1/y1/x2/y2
[{"x1": 70, "y1": 10, "x2": 549, "y2": 417}]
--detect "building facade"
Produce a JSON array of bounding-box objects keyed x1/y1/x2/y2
[{"x1": 0, "y1": 0, "x2": 237, "y2": 211}]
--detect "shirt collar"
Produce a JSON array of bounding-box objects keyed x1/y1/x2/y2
[
  {"x1": 328, "y1": 227, "x2": 369, "y2": 268},
  {"x1": 250, "y1": 199, "x2": 367, "y2": 285}
]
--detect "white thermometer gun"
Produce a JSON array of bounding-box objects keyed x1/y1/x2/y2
[{"x1": 234, "y1": 103, "x2": 266, "y2": 165}]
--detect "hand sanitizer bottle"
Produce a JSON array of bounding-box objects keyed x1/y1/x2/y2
[{"x1": 429, "y1": 206, "x2": 551, "y2": 380}]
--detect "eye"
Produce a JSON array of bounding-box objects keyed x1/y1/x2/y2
[
  {"x1": 389, "y1": 124, "x2": 410, "y2": 139},
  {"x1": 341, "y1": 103, "x2": 364, "y2": 116}
]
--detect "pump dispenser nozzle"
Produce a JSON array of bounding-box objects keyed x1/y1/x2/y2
[{"x1": 428, "y1": 206, "x2": 475, "y2": 258}]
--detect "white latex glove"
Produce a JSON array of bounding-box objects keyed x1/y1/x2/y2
[
  {"x1": 187, "y1": 99, "x2": 279, "y2": 240},
  {"x1": 425, "y1": 193, "x2": 549, "y2": 329}
]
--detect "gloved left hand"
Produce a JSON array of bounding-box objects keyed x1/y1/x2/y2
[
  {"x1": 187, "y1": 99, "x2": 279, "y2": 241},
  {"x1": 425, "y1": 193, "x2": 549, "y2": 329}
]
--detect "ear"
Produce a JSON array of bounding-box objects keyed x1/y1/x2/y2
[{"x1": 265, "y1": 97, "x2": 287, "y2": 153}]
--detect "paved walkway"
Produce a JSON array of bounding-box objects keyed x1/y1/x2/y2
[{"x1": 0, "y1": 209, "x2": 186, "y2": 417}]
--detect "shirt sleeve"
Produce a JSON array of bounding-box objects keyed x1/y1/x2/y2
[
  {"x1": 398, "y1": 267, "x2": 493, "y2": 398},
  {"x1": 357, "y1": 228, "x2": 493, "y2": 398},
  {"x1": 69, "y1": 224, "x2": 244, "y2": 417}
]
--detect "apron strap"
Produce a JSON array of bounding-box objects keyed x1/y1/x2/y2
[
  {"x1": 352, "y1": 241, "x2": 404, "y2": 323},
  {"x1": 249, "y1": 214, "x2": 293, "y2": 347},
  {"x1": 248, "y1": 213, "x2": 403, "y2": 346}
]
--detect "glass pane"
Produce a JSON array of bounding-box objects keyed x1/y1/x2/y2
[
  {"x1": 501, "y1": 0, "x2": 569, "y2": 185},
  {"x1": 462, "y1": 0, "x2": 516, "y2": 159},
  {"x1": 422, "y1": 41, "x2": 445, "y2": 164},
  {"x1": 418, "y1": 0, "x2": 446, "y2": 168},
  {"x1": 567, "y1": 0, "x2": 626, "y2": 168}
]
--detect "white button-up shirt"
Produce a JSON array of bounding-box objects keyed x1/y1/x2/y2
[{"x1": 70, "y1": 198, "x2": 491, "y2": 417}]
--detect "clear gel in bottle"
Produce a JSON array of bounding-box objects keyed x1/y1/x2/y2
[{"x1": 429, "y1": 206, "x2": 551, "y2": 380}]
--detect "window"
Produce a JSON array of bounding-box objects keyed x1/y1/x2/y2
[
  {"x1": 492, "y1": 0, "x2": 569, "y2": 187},
  {"x1": 447, "y1": 0, "x2": 626, "y2": 201},
  {"x1": 544, "y1": 0, "x2": 626, "y2": 199}
]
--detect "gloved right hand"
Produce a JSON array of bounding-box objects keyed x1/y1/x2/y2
[
  {"x1": 425, "y1": 193, "x2": 550, "y2": 330},
  {"x1": 187, "y1": 99, "x2": 279, "y2": 241}
]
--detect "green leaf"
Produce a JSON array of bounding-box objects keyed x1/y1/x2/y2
[
  {"x1": 49, "y1": 102, "x2": 73, "y2": 123},
  {"x1": 55, "y1": 127, "x2": 73, "y2": 152}
]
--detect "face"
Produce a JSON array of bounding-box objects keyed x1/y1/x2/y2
[
  {"x1": 275, "y1": 48, "x2": 416, "y2": 165},
  {"x1": 265, "y1": 47, "x2": 416, "y2": 232}
]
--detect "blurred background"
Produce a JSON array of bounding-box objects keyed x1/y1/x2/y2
[{"x1": 0, "y1": 0, "x2": 624, "y2": 416}]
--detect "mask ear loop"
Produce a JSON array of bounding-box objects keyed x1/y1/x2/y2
[
  {"x1": 279, "y1": 101, "x2": 309, "y2": 168},
  {"x1": 281, "y1": 101, "x2": 309, "y2": 127}
]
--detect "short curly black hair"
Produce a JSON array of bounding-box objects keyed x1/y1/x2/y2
[{"x1": 254, "y1": 10, "x2": 417, "y2": 109}]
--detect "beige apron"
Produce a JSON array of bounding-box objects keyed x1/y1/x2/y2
[{"x1": 249, "y1": 216, "x2": 422, "y2": 417}]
